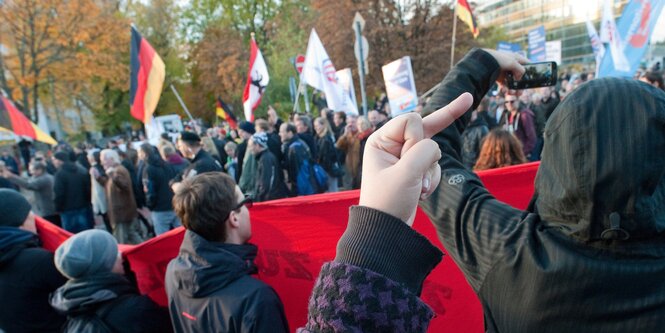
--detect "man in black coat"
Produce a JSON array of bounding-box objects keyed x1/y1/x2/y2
[
  {"x1": 52, "y1": 151, "x2": 93, "y2": 233},
  {"x1": 0, "y1": 189, "x2": 67, "y2": 332},
  {"x1": 250, "y1": 133, "x2": 288, "y2": 202},
  {"x1": 172, "y1": 131, "x2": 222, "y2": 190},
  {"x1": 166, "y1": 172, "x2": 288, "y2": 333},
  {"x1": 421, "y1": 48, "x2": 665, "y2": 332}
]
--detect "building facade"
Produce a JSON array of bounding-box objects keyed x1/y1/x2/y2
[{"x1": 475, "y1": 0, "x2": 631, "y2": 68}]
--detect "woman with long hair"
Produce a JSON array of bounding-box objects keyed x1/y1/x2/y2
[
  {"x1": 474, "y1": 129, "x2": 527, "y2": 171},
  {"x1": 314, "y1": 117, "x2": 341, "y2": 192}
]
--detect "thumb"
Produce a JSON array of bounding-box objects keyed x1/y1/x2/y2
[{"x1": 395, "y1": 138, "x2": 441, "y2": 180}]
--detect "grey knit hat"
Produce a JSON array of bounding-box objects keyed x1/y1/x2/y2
[
  {"x1": 0, "y1": 189, "x2": 32, "y2": 227},
  {"x1": 54, "y1": 229, "x2": 118, "y2": 279}
]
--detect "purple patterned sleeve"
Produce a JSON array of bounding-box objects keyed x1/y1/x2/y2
[{"x1": 298, "y1": 262, "x2": 434, "y2": 333}]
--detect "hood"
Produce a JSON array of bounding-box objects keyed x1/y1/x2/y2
[
  {"x1": 0, "y1": 227, "x2": 39, "y2": 267},
  {"x1": 535, "y1": 78, "x2": 665, "y2": 247},
  {"x1": 49, "y1": 273, "x2": 134, "y2": 315},
  {"x1": 169, "y1": 230, "x2": 258, "y2": 298}
]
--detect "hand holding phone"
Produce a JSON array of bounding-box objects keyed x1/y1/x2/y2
[{"x1": 506, "y1": 62, "x2": 557, "y2": 90}]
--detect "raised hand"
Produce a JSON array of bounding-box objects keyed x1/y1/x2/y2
[{"x1": 359, "y1": 93, "x2": 474, "y2": 225}]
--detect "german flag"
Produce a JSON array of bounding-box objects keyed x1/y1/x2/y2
[
  {"x1": 130, "y1": 26, "x2": 165, "y2": 124},
  {"x1": 216, "y1": 97, "x2": 238, "y2": 130},
  {"x1": 457, "y1": 0, "x2": 479, "y2": 39},
  {"x1": 0, "y1": 96, "x2": 57, "y2": 145}
]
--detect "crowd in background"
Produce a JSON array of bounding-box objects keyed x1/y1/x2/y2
[{"x1": 1, "y1": 66, "x2": 663, "y2": 245}]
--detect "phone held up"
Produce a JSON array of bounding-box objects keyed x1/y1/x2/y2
[{"x1": 506, "y1": 61, "x2": 557, "y2": 90}]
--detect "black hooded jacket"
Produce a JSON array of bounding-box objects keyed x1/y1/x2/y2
[
  {"x1": 54, "y1": 162, "x2": 92, "y2": 212},
  {"x1": 142, "y1": 155, "x2": 175, "y2": 212},
  {"x1": 0, "y1": 227, "x2": 66, "y2": 332},
  {"x1": 254, "y1": 149, "x2": 289, "y2": 202},
  {"x1": 49, "y1": 273, "x2": 171, "y2": 333},
  {"x1": 421, "y1": 49, "x2": 665, "y2": 332},
  {"x1": 166, "y1": 230, "x2": 288, "y2": 333}
]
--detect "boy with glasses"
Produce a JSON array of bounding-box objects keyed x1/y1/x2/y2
[{"x1": 165, "y1": 172, "x2": 288, "y2": 333}]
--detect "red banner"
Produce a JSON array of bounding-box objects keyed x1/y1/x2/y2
[{"x1": 36, "y1": 162, "x2": 539, "y2": 332}]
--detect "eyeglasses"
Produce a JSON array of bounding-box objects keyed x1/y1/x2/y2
[
  {"x1": 504, "y1": 100, "x2": 517, "y2": 105},
  {"x1": 223, "y1": 196, "x2": 253, "y2": 221},
  {"x1": 232, "y1": 196, "x2": 253, "y2": 211}
]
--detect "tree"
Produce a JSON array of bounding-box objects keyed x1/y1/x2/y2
[
  {"x1": 311, "y1": 0, "x2": 476, "y2": 108},
  {"x1": 0, "y1": 0, "x2": 127, "y2": 125}
]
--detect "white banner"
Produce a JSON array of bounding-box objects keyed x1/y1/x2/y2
[
  {"x1": 545, "y1": 40, "x2": 562, "y2": 65},
  {"x1": 381, "y1": 56, "x2": 418, "y2": 117}
]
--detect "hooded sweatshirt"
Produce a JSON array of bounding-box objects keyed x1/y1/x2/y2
[
  {"x1": 165, "y1": 230, "x2": 288, "y2": 333},
  {"x1": 0, "y1": 227, "x2": 66, "y2": 332},
  {"x1": 50, "y1": 273, "x2": 171, "y2": 333},
  {"x1": 421, "y1": 48, "x2": 665, "y2": 332}
]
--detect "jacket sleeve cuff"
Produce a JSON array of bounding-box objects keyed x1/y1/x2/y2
[{"x1": 335, "y1": 206, "x2": 443, "y2": 295}]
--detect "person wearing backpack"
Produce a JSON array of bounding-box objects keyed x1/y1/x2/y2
[
  {"x1": 50, "y1": 229, "x2": 171, "y2": 333},
  {"x1": 279, "y1": 122, "x2": 318, "y2": 196}
]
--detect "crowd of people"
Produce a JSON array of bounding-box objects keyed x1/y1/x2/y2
[{"x1": 1, "y1": 47, "x2": 665, "y2": 332}]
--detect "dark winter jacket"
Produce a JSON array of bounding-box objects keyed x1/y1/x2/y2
[
  {"x1": 50, "y1": 273, "x2": 171, "y2": 333},
  {"x1": 461, "y1": 116, "x2": 489, "y2": 169},
  {"x1": 175, "y1": 149, "x2": 222, "y2": 182},
  {"x1": 315, "y1": 134, "x2": 338, "y2": 175},
  {"x1": 254, "y1": 150, "x2": 289, "y2": 202},
  {"x1": 142, "y1": 156, "x2": 174, "y2": 212},
  {"x1": 300, "y1": 206, "x2": 443, "y2": 332},
  {"x1": 54, "y1": 162, "x2": 92, "y2": 212},
  {"x1": 298, "y1": 132, "x2": 318, "y2": 161},
  {"x1": 0, "y1": 227, "x2": 66, "y2": 332},
  {"x1": 282, "y1": 136, "x2": 313, "y2": 196},
  {"x1": 421, "y1": 48, "x2": 665, "y2": 332},
  {"x1": 166, "y1": 230, "x2": 289, "y2": 333}
]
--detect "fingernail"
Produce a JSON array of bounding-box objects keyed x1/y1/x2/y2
[{"x1": 422, "y1": 177, "x2": 430, "y2": 191}]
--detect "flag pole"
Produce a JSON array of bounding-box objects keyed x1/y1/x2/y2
[
  {"x1": 450, "y1": 1, "x2": 458, "y2": 70},
  {"x1": 292, "y1": 78, "x2": 303, "y2": 114},
  {"x1": 170, "y1": 84, "x2": 198, "y2": 132}
]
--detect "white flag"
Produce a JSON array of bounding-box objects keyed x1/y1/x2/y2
[
  {"x1": 605, "y1": 15, "x2": 630, "y2": 72},
  {"x1": 585, "y1": 19, "x2": 606, "y2": 75},
  {"x1": 243, "y1": 36, "x2": 269, "y2": 122},
  {"x1": 301, "y1": 29, "x2": 358, "y2": 114},
  {"x1": 600, "y1": 0, "x2": 613, "y2": 43}
]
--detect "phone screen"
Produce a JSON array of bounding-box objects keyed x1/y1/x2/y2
[{"x1": 507, "y1": 62, "x2": 557, "y2": 89}]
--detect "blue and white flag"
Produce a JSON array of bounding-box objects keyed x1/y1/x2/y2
[{"x1": 597, "y1": 0, "x2": 665, "y2": 78}]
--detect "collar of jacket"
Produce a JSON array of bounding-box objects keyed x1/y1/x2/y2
[{"x1": 170, "y1": 230, "x2": 259, "y2": 298}]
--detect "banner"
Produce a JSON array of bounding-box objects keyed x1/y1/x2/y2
[
  {"x1": 598, "y1": 0, "x2": 665, "y2": 78},
  {"x1": 242, "y1": 36, "x2": 269, "y2": 122},
  {"x1": 528, "y1": 26, "x2": 547, "y2": 62},
  {"x1": 301, "y1": 29, "x2": 358, "y2": 114},
  {"x1": 497, "y1": 41, "x2": 521, "y2": 53},
  {"x1": 381, "y1": 56, "x2": 419, "y2": 116},
  {"x1": 335, "y1": 68, "x2": 358, "y2": 113},
  {"x1": 545, "y1": 40, "x2": 562, "y2": 65},
  {"x1": 37, "y1": 162, "x2": 540, "y2": 332}
]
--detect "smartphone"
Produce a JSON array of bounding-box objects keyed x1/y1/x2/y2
[{"x1": 506, "y1": 62, "x2": 557, "y2": 90}]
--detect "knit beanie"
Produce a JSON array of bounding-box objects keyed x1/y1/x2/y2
[
  {"x1": 251, "y1": 132, "x2": 268, "y2": 148},
  {"x1": 238, "y1": 121, "x2": 256, "y2": 135},
  {"x1": 54, "y1": 229, "x2": 119, "y2": 279},
  {"x1": 0, "y1": 189, "x2": 32, "y2": 227}
]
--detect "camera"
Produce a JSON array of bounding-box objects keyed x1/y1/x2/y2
[{"x1": 506, "y1": 62, "x2": 557, "y2": 90}]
